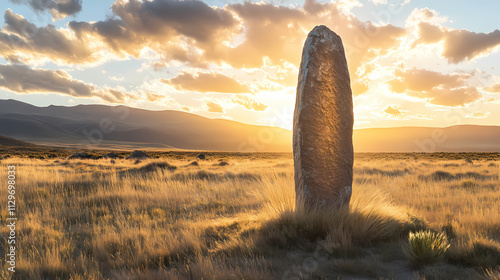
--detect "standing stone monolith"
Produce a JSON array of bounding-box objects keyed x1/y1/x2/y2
[{"x1": 293, "y1": 25, "x2": 354, "y2": 208}]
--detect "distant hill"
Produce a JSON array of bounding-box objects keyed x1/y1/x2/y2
[
  {"x1": 0, "y1": 135, "x2": 36, "y2": 147},
  {"x1": 0, "y1": 99, "x2": 499, "y2": 152},
  {"x1": 0, "y1": 99, "x2": 291, "y2": 152}
]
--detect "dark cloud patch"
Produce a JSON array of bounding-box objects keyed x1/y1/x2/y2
[
  {"x1": 69, "y1": 0, "x2": 237, "y2": 61},
  {"x1": 231, "y1": 95, "x2": 267, "y2": 111},
  {"x1": 69, "y1": 19, "x2": 141, "y2": 57},
  {"x1": 0, "y1": 10, "x2": 96, "y2": 64},
  {"x1": 0, "y1": 64, "x2": 130, "y2": 103},
  {"x1": 415, "y1": 22, "x2": 500, "y2": 63},
  {"x1": 162, "y1": 72, "x2": 250, "y2": 93},
  {"x1": 9, "y1": 0, "x2": 82, "y2": 19},
  {"x1": 113, "y1": 0, "x2": 235, "y2": 43},
  {"x1": 55, "y1": 0, "x2": 81, "y2": 17}
]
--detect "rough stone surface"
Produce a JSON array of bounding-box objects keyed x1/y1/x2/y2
[
  {"x1": 68, "y1": 152, "x2": 90, "y2": 159},
  {"x1": 104, "y1": 152, "x2": 120, "y2": 159},
  {"x1": 197, "y1": 153, "x2": 206, "y2": 160},
  {"x1": 293, "y1": 25, "x2": 354, "y2": 208},
  {"x1": 127, "y1": 150, "x2": 149, "y2": 159}
]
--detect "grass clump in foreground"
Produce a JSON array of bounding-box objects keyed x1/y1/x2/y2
[
  {"x1": 254, "y1": 173, "x2": 417, "y2": 255},
  {"x1": 403, "y1": 230, "x2": 450, "y2": 267}
]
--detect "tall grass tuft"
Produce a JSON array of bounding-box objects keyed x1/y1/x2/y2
[
  {"x1": 255, "y1": 173, "x2": 413, "y2": 251},
  {"x1": 404, "y1": 230, "x2": 450, "y2": 266},
  {"x1": 253, "y1": 172, "x2": 295, "y2": 216}
]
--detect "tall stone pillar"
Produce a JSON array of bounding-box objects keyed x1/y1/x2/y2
[{"x1": 293, "y1": 25, "x2": 354, "y2": 208}]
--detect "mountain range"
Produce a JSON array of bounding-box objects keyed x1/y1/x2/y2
[
  {"x1": 0, "y1": 135, "x2": 36, "y2": 147},
  {"x1": 1, "y1": 99, "x2": 499, "y2": 152}
]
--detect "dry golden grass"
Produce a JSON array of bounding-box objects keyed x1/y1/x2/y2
[{"x1": 0, "y1": 154, "x2": 498, "y2": 279}]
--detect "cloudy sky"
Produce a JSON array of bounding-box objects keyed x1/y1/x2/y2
[{"x1": 0, "y1": 0, "x2": 499, "y2": 129}]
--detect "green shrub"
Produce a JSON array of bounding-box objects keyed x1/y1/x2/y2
[{"x1": 404, "y1": 231, "x2": 450, "y2": 266}]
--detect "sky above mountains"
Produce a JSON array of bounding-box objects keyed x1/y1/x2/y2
[{"x1": 0, "y1": 0, "x2": 499, "y2": 130}]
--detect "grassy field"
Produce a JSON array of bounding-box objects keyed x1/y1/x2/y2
[{"x1": 0, "y1": 152, "x2": 499, "y2": 279}]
